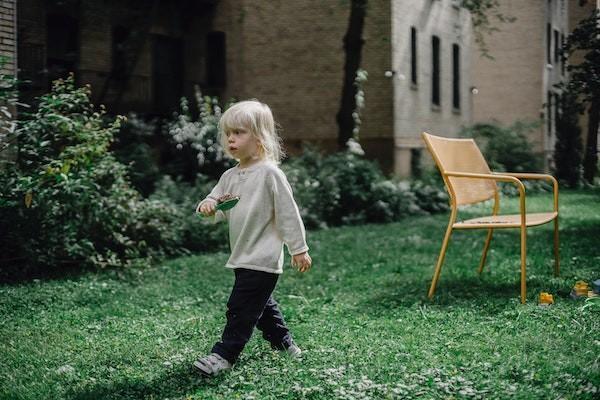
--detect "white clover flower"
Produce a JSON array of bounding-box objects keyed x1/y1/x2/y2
[{"x1": 346, "y1": 138, "x2": 365, "y2": 156}]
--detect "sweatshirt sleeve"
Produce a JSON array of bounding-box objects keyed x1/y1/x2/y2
[
  {"x1": 269, "y1": 168, "x2": 309, "y2": 256},
  {"x1": 196, "y1": 173, "x2": 227, "y2": 224}
]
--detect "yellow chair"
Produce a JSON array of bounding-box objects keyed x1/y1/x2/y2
[{"x1": 421, "y1": 132, "x2": 559, "y2": 304}]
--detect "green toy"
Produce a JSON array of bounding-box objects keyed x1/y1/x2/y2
[
  {"x1": 197, "y1": 196, "x2": 240, "y2": 217},
  {"x1": 215, "y1": 196, "x2": 240, "y2": 211}
]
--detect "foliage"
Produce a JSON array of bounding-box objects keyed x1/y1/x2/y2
[
  {"x1": 0, "y1": 76, "x2": 184, "y2": 279},
  {"x1": 0, "y1": 56, "x2": 25, "y2": 156},
  {"x1": 553, "y1": 89, "x2": 584, "y2": 188},
  {"x1": 562, "y1": 9, "x2": 600, "y2": 183},
  {"x1": 351, "y1": 68, "x2": 368, "y2": 141},
  {"x1": 460, "y1": 122, "x2": 543, "y2": 172},
  {"x1": 461, "y1": 0, "x2": 516, "y2": 58},
  {"x1": 113, "y1": 88, "x2": 233, "y2": 196},
  {"x1": 112, "y1": 113, "x2": 162, "y2": 196},
  {"x1": 282, "y1": 145, "x2": 448, "y2": 229},
  {"x1": 166, "y1": 87, "x2": 234, "y2": 179},
  {"x1": 149, "y1": 174, "x2": 228, "y2": 253}
]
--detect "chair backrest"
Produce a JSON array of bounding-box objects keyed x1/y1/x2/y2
[{"x1": 422, "y1": 132, "x2": 497, "y2": 206}]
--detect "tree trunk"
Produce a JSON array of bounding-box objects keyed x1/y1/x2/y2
[
  {"x1": 583, "y1": 97, "x2": 599, "y2": 183},
  {"x1": 336, "y1": 0, "x2": 367, "y2": 150}
]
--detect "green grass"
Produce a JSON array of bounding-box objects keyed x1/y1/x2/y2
[{"x1": 1, "y1": 189, "x2": 599, "y2": 399}]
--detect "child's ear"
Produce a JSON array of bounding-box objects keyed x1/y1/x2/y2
[{"x1": 257, "y1": 142, "x2": 266, "y2": 156}]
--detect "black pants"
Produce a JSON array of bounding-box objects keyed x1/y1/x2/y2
[{"x1": 211, "y1": 268, "x2": 293, "y2": 364}]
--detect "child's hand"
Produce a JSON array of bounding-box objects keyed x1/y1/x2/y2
[
  {"x1": 197, "y1": 200, "x2": 216, "y2": 216},
  {"x1": 292, "y1": 252, "x2": 312, "y2": 273}
]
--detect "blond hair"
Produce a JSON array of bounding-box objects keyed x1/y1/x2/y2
[{"x1": 218, "y1": 100, "x2": 284, "y2": 163}]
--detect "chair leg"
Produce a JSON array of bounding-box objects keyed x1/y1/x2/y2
[
  {"x1": 553, "y1": 218, "x2": 560, "y2": 277},
  {"x1": 520, "y1": 226, "x2": 527, "y2": 304},
  {"x1": 428, "y1": 225, "x2": 453, "y2": 299},
  {"x1": 478, "y1": 228, "x2": 494, "y2": 274}
]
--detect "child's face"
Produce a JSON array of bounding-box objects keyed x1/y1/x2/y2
[{"x1": 226, "y1": 127, "x2": 261, "y2": 163}]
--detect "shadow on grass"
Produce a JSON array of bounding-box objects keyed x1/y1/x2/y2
[
  {"x1": 358, "y1": 219, "x2": 600, "y2": 313},
  {"x1": 359, "y1": 274, "x2": 525, "y2": 311},
  {"x1": 68, "y1": 363, "x2": 220, "y2": 400}
]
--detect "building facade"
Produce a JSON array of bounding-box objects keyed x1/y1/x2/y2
[
  {"x1": 470, "y1": 0, "x2": 569, "y2": 170},
  {"x1": 16, "y1": 0, "x2": 396, "y2": 170},
  {"x1": 391, "y1": 0, "x2": 473, "y2": 176},
  {"x1": 10, "y1": 0, "x2": 599, "y2": 176}
]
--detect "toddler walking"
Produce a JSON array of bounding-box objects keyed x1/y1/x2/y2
[{"x1": 193, "y1": 100, "x2": 312, "y2": 377}]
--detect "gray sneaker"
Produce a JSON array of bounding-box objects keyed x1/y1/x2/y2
[
  {"x1": 286, "y1": 343, "x2": 302, "y2": 358},
  {"x1": 193, "y1": 353, "x2": 232, "y2": 376}
]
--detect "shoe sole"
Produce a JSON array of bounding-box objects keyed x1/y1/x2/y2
[{"x1": 193, "y1": 360, "x2": 213, "y2": 377}]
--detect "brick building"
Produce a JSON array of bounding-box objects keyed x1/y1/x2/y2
[
  {"x1": 12, "y1": 0, "x2": 599, "y2": 176},
  {"x1": 16, "y1": 0, "x2": 395, "y2": 170},
  {"x1": 0, "y1": 0, "x2": 16, "y2": 164},
  {"x1": 0, "y1": 0, "x2": 16, "y2": 76},
  {"x1": 390, "y1": 0, "x2": 473, "y2": 176}
]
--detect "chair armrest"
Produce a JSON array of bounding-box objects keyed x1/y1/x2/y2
[
  {"x1": 493, "y1": 172, "x2": 558, "y2": 212},
  {"x1": 445, "y1": 171, "x2": 525, "y2": 190},
  {"x1": 445, "y1": 171, "x2": 527, "y2": 225}
]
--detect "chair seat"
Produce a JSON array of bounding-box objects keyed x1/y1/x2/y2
[{"x1": 454, "y1": 212, "x2": 558, "y2": 229}]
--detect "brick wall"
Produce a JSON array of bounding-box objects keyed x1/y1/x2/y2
[
  {"x1": 0, "y1": 0, "x2": 16, "y2": 164},
  {"x1": 471, "y1": 1, "x2": 547, "y2": 155},
  {"x1": 214, "y1": 0, "x2": 394, "y2": 171},
  {"x1": 391, "y1": 0, "x2": 473, "y2": 176},
  {"x1": 0, "y1": 0, "x2": 16, "y2": 76}
]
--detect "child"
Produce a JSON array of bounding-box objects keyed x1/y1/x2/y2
[{"x1": 193, "y1": 100, "x2": 312, "y2": 377}]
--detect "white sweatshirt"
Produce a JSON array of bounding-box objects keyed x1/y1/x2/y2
[{"x1": 198, "y1": 160, "x2": 309, "y2": 274}]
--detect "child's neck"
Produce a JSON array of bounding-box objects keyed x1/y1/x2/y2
[{"x1": 238, "y1": 156, "x2": 264, "y2": 169}]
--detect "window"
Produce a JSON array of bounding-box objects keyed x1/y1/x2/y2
[
  {"x1": 560, "y1": 32, "x2": 565, "y2": 75},
  {"x1": 112, "y1": 25, "x2": 130, "y2": 81},
  {"x1": 452, "y1": 44, "x2": 460, "y2": 110},
  {"x1": 153, "y1": 35, "x2": 183, "y2": 113},
  {"x1": 46, "y1": 13, "x2": 79, "y2": 88},
  {"x1": 547, "y1": 91, "x2": 553, "y2": 136},
  {"x1": 546, "y1": 23, "x2": 552, "y2": 64},
  {"x1": 207, "y1": 31, "x2": 226, "y2": 88},
  {"x1": 431, "y1": 35, "x2": 440, "y2": 106},
  {"x1": 553, "y1": 29, "x2": 560, "y2": 64},
  {"x1": 410, "y1": 27, "x2": 417, "y2": 85}
]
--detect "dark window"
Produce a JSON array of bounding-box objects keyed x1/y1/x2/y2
[
  {"x1": 547, "y1": 91, "x2": 552, "y2": 136},
  {"x1": 46, "y1": 13, "x2": 79, "y2": 88},
  {"x1": 112, "y1": 25, "x2": 131, "y2": 81},
  {"x1": 546, "y1": 23, "x2": 552, "y2": 64},
  {"x1": 452, "y1": 44, "x2": 460, "y2": 110},
  {"x1": 431, "y1": 35, "x2": 440, "y2": 106},
  {"x1": 560, "y1": 32, "x2": 565, "y2": 75},
  {"x1": 410, "y1": 27, "x2": 417, "y2": 85},
  {"x1": 207, "y1": 31, "x2": 226, "y2": 88},
  {"x1": 153, "y1": 35, "x2": 183, "y2": 113},
  {"x1": 553, "y1": 29, "x2": 560, "y2": 64}
]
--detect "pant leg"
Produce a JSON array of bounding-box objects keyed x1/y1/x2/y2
[
  {"x1": 211, "y1": 268, "x2": 278, "y2": 364},
  {"x1": 256, "y1": 295, "x2": 293, "y2": 350}
]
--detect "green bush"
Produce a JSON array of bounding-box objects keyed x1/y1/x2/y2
[
  {"x1": 112, "y1": 113, "x2": 162, "y2": 196},
  {"x1": 0, "y1": 76, "x2": 184, "y2": 279},
  {"x1": 461, "y1": 122, "x2": 543, "y2": 172},
  {"x1": 166, "y1": 89, "x2": 235, "y2": 180},
  {"x1": 281, "y1": 146, "x2": 449, "y2": 229},
  {"x1": 149, "y1": 174, "x2": 228, "y2": 253},
  {"x1": 553, "y1": 90, "x2": 584, "y2": 188}
]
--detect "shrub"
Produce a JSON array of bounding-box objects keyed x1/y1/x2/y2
[
  {"x1": 149, "y1": 174, "x2": 229, "y2": 253},
  {"x1": 553, "y1": 90, "x2": 584, "y2": 188},
  {"x1": 0, "y1": 76, "x2": 183, "y2": 279},
  {"x1": 281, "y1": 144, "x2": 449, "y2": 228},
  {"x1": 166, "y1": 88, "x2": 235, "y2": 179},
  {"x1": 461, "y1": 122, "x2": 543, "y2": 172},
  {"x1": 112, "y1": 113, "x2": 162, "y2": 196}
]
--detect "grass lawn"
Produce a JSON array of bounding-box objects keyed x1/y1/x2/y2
[{"x1": 1, "y1": 189, "x2": 599, "y2": 399}]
